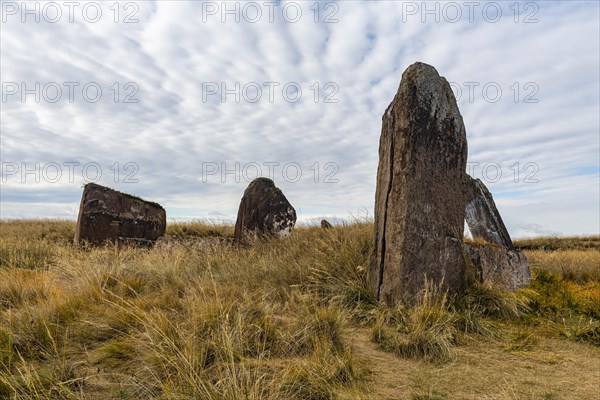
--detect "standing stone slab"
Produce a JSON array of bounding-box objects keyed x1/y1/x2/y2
[
  {"x1": 464, "y1": 176, "x2": 530, "y2": 289},
  {"x1": 234, "y1": 178, "x2": 296, "y2": 243},
  {"x1": 369, "y1": 62, "x2": 468, "y2": 306},
  {"x1": 74, "y1": 183, "x2": 166, "y2": 246},
  {"x1": 465, "y1": 176, "x2": 514, "y2": 248}
]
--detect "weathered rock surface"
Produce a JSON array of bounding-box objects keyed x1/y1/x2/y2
[
  {"x1": 464, "y1": 176, "x2": 530, "y2": 289},
  {"x1": 74, "y1": 183, "x2": 166, "y2": 246},
  {"x1": 234, "y1": 178, "x2": 296, "y2": 243},
  {"x1": 465, "y1": 176, "x2": 514, "y2": 248},
  {"x1": 369, "y1": 62, "x2": 468, "y2": 306},
  {"x1": 321, "y1": 219, "x2": 333, "y2": 229},
  {"x1": 464, "y1": 244, "x2": 531, "y2": 290}
]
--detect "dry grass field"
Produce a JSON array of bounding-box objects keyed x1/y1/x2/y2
[{"x1": 0, "y1": 220, "x2": 598, "y2": 399}]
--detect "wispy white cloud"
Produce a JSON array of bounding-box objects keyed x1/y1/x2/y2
[{"x1": 1, "y1": 0, "x2": 598, "y2": 237}]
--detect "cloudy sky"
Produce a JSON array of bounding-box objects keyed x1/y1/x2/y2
[{"x1": 1, "y1": 0, "x2": 599, "y2": 237}]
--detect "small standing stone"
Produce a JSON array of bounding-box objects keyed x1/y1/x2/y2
[
  {"x1": 234, "y1": 178, "x2": 296, "y2": 243},
  {"x1": 74, "y1": 183, "x2": 166, "y2": 246},
  {"x1": 321, "y1": 219, "x2": 333, "y2": 229}
]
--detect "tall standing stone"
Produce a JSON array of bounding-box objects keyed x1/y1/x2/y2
[
  {"x1": 369, "y1": 62, "x2": 468, "y2": 306},
  {"x1": 74, "y1": 183, "x2": 166, "y2": 246},
  {"x1": 234, "y1": 178, "x2": 296, "y2": 243}
]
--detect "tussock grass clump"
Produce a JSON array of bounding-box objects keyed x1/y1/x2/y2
[
  {"x1": 451, "y1": 307, "x2": 498, "y2": 337},
  {"x1": 0, "y1": 326, "x2": 14, "y2": 372},
  {"x1": 551, "y1": 316, "x2": 600, "y2": 346},
  {"x1": 0, "y1": 270, "x2": 49, "y2": 310},
  {"x1": 372, "y1": 283, "x2": 458, "y2": 362},
  {"x1": 283, "y1": 299, "x2": 346, "y2": 355},
  {"x1": 456, "y1": 282, "x2": 525, "y2": 320},
  {"x1": 0, "y1": 356, "x2": 80, "y2": 400},
  {"x1": 371, "y1": 280, "x2": 527, "y2": 360},
  {"x1": 305, "y1": 224, "x2": 375, "y2": 307},
  {"x1": 409, "y1": 375, "x2": 447, "y2": 400},
  {"x1": 0, "y1": 317, "x2": 81, "y2": 399},
  {"x1": 92, "y1": 339, "x2": 138, "y2": 367},
  {"x1": 282, "y1": 342, "x2": 367, "y2": 400},
  {"x1": 450, "y1": 280, "x2": 519, "y2": 337},
  {"x1": 504, "y1": 327, "x2": 539, "y2": 352},
  {"x1": 2, "y1": 287, "x2": 87, "y2": 361}
]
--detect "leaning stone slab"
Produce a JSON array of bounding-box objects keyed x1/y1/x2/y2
[
  {"x1": 74, "y1": 183, "x2": 166, "y2": 246},
  {"x1": 465, "y1": 176, "x2": 514, "y2": 248},
  {"x1": 464, "y1": 243, "x2": 531, "y2": 290},
  {"x1": 368, "y1": 62, "x2": 468, "y2": 306},
  {"x1": 234, "y1": 177, "x2": 296, "y2": 243}
]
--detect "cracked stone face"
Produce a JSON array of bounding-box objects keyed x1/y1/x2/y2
[
  {"x1": 74, "y1": 183, "x2": 166, "y2": 246},
  {"x1": 368, "y1": 62, "x2": 468, "y2": 306},
  {"x1": 234, "y1": 177, "x2": 296, "y2": 243}
]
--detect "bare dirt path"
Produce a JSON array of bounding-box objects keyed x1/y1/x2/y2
[{"x1": 346, "y1": 327, "x2": 600, "y2": 400}]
